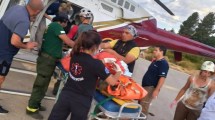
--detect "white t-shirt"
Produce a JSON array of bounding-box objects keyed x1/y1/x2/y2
[{"x1": 198, "y1": 92, "x2": 215, "y2": 120}]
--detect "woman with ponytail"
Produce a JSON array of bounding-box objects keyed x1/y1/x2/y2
[{"x1": 49, "y1": 31, "x2": 120, "y2": 120}]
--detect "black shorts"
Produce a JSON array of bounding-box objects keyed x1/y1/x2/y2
[{"x1": 0, "y1": 61, "x2": 11, "y2": 76}]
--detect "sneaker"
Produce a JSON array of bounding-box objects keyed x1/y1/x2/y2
[
  {"x1": 26, "y1": 109, "x2": 43, "y2": 119},
  {"x1": 0, "y1": 106, "x2": 9, "y2": 114}
]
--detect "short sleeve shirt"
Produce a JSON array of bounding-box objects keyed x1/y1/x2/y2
[
  {"x1": 74, "y1": 23, "x2": 93, "y2": 39},
  {"x1": 41, "y1": 22, "x2": 65, "y2": 59},
  {"x1": 64, "y1": 53, "x2": 110, "y2": 98},
  {"x1": 0, "y1": 5, "x2": 30, "y2": 63},
  {"x1": 142, "y1": 58, "x2": 169, "y2": 87}
]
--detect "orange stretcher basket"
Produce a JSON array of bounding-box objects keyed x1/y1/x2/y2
[
  {"x1": 60, "y1": 55, "x2": 71, "y2": 72},
  {"x1": 107, "y1": 75, "x2": 148, "y2": 100},
  {"x1": 94, "y1": 51, "x2": 125, "y2": 74}
]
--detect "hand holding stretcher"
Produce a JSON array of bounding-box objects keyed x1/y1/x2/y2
[{"x1": 95, "y1": 51, "x2": 148, "y2": 100}]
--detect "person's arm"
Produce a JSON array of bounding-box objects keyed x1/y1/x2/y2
[
  {"x1": 11, "y1": 33, "x2": 38, "y2": 49},
  {"x1": 175, "y1": 76, "x2": 192, "y2": 101},
  {"x1": 105, "y1": 71, "x2": 121, "y2": 86},
  {"x1": 44, "y1": 13, "x2": 52, "y2": 21},
  {"x1": 169, "y1": 76, "x2": 192, "y2": 108},
  {"x1": 59, "y1": 34, "x2": 75, "y2": 47},
  {"x1": 96, "y1": 60, "x2": 120, "y2": 86},
  {"x1": 11, "y1": 21, "x2": 37, "y2": 49},
  {"x1": 103, "y1": 48, "x2": 138, "y2": 64},
  {"x1": 100, "y1": 40, "x2": 118, "y2": 49},
  {"x1": 100, "y1": 42, "x2": 112, "y2": 49},
  {"x1": 152, "y1": 77, "x2": 166, "y2": 99}
]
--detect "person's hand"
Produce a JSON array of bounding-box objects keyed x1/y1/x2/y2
[
  {"x1": 152, "y1": 89, "x2": 159, "y2": 99},
  {"x1": 26, "y1": 42, "x2": 38, "y2": 49},
  {"x1": 169, "y1": 100, "x2": 177, "y2": 109}
]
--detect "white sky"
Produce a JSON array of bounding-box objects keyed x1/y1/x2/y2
[
  {"x1": 134, "y1": 0, "x2": 215, "y2": 33},
  {"x1": 24, "y1": 0, "x2": 214, "y2": 33}
]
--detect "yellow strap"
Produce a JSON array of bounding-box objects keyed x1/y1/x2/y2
[{"x1": 26, "y1": 106, "x2": 38, "y2": 112}]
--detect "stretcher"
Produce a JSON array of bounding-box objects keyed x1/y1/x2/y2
[
  {"x1": 55, "y1": 62, "x2": 68, "y2": 102},
  {"x1": 57, "y1": 52, "x2": 147, "y2": 119},
  {"x1": 89, "y1": 90, "x2": 147, "y2": 120}
]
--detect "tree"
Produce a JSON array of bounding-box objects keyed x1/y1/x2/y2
[
  {"x1": 204, "y1": 37, "x2": 215, "y2": 47},
  {"x1": 192, "y1": 12, "x2": 215, "y2": 42},
  {"x1": 178, "y1": 12, "x2": 199, "y2": 37},
  {"x1": 170, "y1": 28, "x2": 175, "y2": 33}
]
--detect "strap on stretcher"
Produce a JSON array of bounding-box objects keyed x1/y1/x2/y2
[{"x1": 91, "y1": 96, "x2": 114, "y2": 116}]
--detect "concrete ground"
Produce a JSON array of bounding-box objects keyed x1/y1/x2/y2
[{"x1": 0, "y1": 51, "x2": 190, "y2": 120}]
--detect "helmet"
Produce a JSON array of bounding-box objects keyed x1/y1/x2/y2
[
  {"x1": 79, "y1": 8, "x2": 93, "y2": 18},
  {"x1": 201, "y1": 61, "x2": 215, "y2": 72},
  {"x1": 126, "y1": 25, "x2": 138, "y2": 38}
]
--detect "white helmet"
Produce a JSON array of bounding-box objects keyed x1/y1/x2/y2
[
  {"x1": 79, "y1": 8, "x2": 93, "y2": 18},
  {"x1": 201, "y1": 61, "x2": 215, "y2": 72}
]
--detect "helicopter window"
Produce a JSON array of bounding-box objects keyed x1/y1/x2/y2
[
  {"x1": 111, "y1": 0, "x2": 117, "y2": 3},
  {"x1": 130, "y1": 5, "x2": 135, "y2": 12},
  {"x1": 124, "y1": 1, "x2": 130, "y2": 9},
  {"x1": 0, "y1": 0, "x2": 2, "y2": 5},
  {"x1": 118, "y1": 0, "x2": 124, "y2": 6},
  {"x1": 101, "y1": 3, "x2": 113, "y2": 13}
]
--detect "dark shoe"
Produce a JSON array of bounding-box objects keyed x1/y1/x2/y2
[
  {"x1": 39, "y1": 106, "x2": 46, "y2": 111},
  {"x1": 26, "y1": 109, "x2": 43, "y2": 119},
  {"x1": 0, "y1": 106, "x2": 9, "y2": 114}
]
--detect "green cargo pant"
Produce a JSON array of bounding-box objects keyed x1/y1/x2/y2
[{"x1": 28, "y1": 54, "x2": 57, "y2": 109}]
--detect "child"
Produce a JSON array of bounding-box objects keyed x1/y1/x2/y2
[{"x1": 48, "y1": 31, "x2": 120, "y2": 120}]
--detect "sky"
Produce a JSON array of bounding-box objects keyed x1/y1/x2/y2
[
  {"x1": 23, "y1": 0, "x2": 214, "y2": 33},
  {"x1": 134, "y1": 0, "x2": 215, "y2": 33}
]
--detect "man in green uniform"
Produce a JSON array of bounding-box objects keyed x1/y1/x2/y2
[{"x1": 26, "y1": 13, "x2": 75, "y2": 119}]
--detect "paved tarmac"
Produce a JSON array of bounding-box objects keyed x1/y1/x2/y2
[{"x1": 0, "y1": 51, "x2": 190, "y2": 120}]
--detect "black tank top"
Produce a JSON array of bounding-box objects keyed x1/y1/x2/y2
[{"x1": 113, "y1": 40, "x2": 137, "y2": 72}]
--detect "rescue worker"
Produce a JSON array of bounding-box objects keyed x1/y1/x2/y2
[
  {"x1": 139, "y1": 46, "x2": 169, "y2": 118},
  {"x1": 170, "y1": 61, "x2": 215, "y2": 120},
  {"x1": 100, "y1": 25, "x2": 140, "y2": 73},
  {"x1": 26, "y1": 13, "x2": 75, "y2": 119},
  {"x1": 48, "y1": 31, "x2": 120, "y2": 120},
  {"x1": 0, "y1": 0, "x2": 44, "y2": 114},
  {"x1": 52, "y1": 8, "x2": 94, "y2": 94},
  {"x1": 72, "y1": 8, "x2": 94, "y2": 40}
]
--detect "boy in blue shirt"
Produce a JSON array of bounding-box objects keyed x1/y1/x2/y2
[{"x1": 139, "y1": 46, "x2": 169, "y2": 117}]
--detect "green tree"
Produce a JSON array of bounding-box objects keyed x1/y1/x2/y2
[
  {"x1": 204, "y1": 36, "x2": 215, "y2": 47},
  {"x1": 192, "y1": 12, "x2": 215, "y2": 42},
  {"x1": 178, "y1": 12, "x2": 199, "y2": 37}
]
